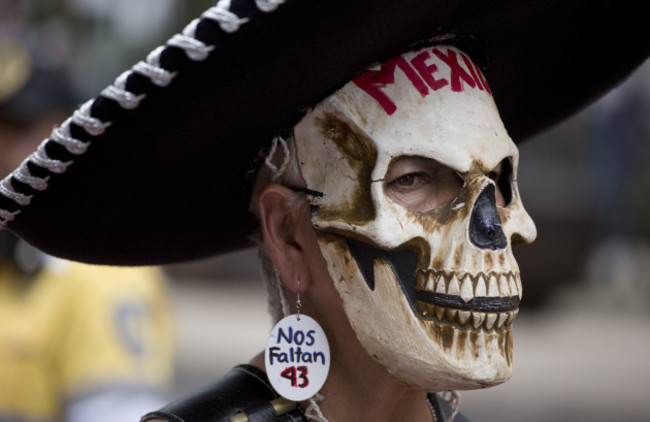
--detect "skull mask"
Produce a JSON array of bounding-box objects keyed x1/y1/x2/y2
[{"x1": 293, "y1": 46, "x2": 536, "y2": 391}]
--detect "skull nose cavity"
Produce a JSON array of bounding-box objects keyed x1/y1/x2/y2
[{"x1": 469, "y1": 184, "x2": 507, "y2": 250}]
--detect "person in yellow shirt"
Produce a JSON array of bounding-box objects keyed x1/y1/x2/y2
[
  {"x1": 0, "y1": 230, "x2": 174, "y2": 422},
  {"x1": 0, "y1": 33, "x2": 175, "y2": 421}
]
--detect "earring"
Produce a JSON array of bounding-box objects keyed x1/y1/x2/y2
[
  {"x1": 265, "y1": 277, "x2": 330, "y2": 402},
  {"x1": 296, "y1": 278, "x2": 302, "y2": 320}
]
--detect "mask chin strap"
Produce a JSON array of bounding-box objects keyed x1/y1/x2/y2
[
  {"x1": 286, "y1": 186, "x2": 325, "y2": 216},
  {"x1": 286, "y1": 186, "x2": 324, "y2": 199}
]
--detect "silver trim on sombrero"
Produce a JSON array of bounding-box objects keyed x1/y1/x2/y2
[
  {"x1": 12, "y1": 164, "x2": 49, "y2": 191},
  {"x1": 132, "y1": 47, "x2": 177, "y2": 88},
  {"x1": 0, "y1": 179, "x2": 31, "y2": 207},
  {"x1": 255, "y1": 0, "x2": 284, "y2": 13},
  {"x1": 101, "y1": 71, "x2": 147, "y2": 110},
  {"x1": 30, "y1": 141, "x2": 72, "y2": 173},
  {"x1": 72, "y1": 101, "x2": 112, "y2": 137},
  {"x1": 0, "y1": 208, "x2": 19, "y2": 222},
  {"x1": 51, "y1": 122, "x2": 90, "y2": 155},
  {"x1": 0, "y1": 0, "x2": 285, "y2": 228}
]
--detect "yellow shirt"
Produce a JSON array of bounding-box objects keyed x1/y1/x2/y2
[{"x1": 0, "y1": 260, "x2": 174, "y2": 421}]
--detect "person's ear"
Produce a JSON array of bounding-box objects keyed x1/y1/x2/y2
[{"x1": 258, "y1": 183, "x2": 312, "y2": 293}]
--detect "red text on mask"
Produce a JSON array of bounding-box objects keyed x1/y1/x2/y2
[{"x1": 352, "y1": 47, "x2": 491, "y2": 115}]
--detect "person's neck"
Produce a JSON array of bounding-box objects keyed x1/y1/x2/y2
[
  {"x1": 312, "y1": 355, "x2": 431, "y2": 422},
  {"x1": 250, "y1": 343, "x2": 432, "y2": 422},
  {"x1": 250, "y1": 287, "x2": 436, "y2": 422}
]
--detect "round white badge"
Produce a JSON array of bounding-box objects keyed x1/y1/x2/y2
[{"x1": 265, "y1": 314, "x2": 330, "y2": 401}]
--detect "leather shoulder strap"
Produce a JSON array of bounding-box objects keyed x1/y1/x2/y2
[{"x1": 141, "y1": 365, "x2": 304, "y2": 422}]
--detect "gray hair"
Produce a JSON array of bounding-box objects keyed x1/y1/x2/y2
[{"x1": 249, "y1": 134, "x2": 308, "y2": 323}]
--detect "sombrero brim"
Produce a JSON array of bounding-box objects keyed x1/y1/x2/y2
[{"x1": 1, "y1": 0, "x2": 648, "y2": 265}]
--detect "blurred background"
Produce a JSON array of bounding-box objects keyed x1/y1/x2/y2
[{"x1": 1, "y1": 1, "x2": 649, "y2": 421}]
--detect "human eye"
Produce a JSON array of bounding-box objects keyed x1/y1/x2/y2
[
  {"x1": 384, "y1": 156, "x2": 462, "y2": 212},
  {"x1": 390, "y1": 172, "x2": 427, "y2": 189}
]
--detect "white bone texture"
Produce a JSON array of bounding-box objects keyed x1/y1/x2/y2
[{"x1": 294, "y1": 46, "x2": 537, "y2": 391}]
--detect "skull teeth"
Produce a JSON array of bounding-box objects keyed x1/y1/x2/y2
[
  {"x1": 458, "y1": 310, "x2": 471, "y2": 325},
  {"x1": 417, "y1": 271, "x2": 521, "y2": 300},
  {"x1": 415, "y1": 271, "x2": 521, "y2": 330},
  {"x1": 496, "y1": 312, "x2": 509, "y2": 329},
  {"x1": 506, "y1": 309, "x2": 519, "y2": 324},
  {"x1": 499, "y1": 275, "x2": 510, "y2": 297},
  {"x1": 435, "y1": 275, "x2": 446, "y2": 294},
  {"x1": 435, "y1": 304, "x2": 445, "y2": 320},
  {"x1": 460, "y1": 276, "x2": 473, "y2": 303},
  {"x1": 485, "y1": 313, "x2": 497, "y2": 330},
  {"x1": 425, "y1": 275, "x2": 434, "y2": 292},
  {"x1": 417, "y1": 301, "x2": 517, "y2": 331},
  {"x1": 447, "y1": 275, "x2": 460, "y2": 296},
  {"x1": 487, "y1": 274, "x2": 499, "y2": 297},
  {"x1": 508, "y1": 276, "x2": 517, "y2": 298},
  {"x1": 475, "y1": 276, "x2": 487, "y2": 296},
  {"x1": 472, "y1": 312, "x2": 486, "y2": 329},
  {"x1": 446, "y1": 308, "x2": 458, "y2": 322}
]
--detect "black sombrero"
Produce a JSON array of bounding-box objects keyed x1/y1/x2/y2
[{"x1": 0, "y1": 0, "x2": 647, "y2": 265}]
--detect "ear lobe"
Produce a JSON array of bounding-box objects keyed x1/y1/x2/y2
[{"x1": 258, "y1": 184, "x2": 311, "y2": 293}]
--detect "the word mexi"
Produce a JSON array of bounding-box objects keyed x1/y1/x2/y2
[{"x1": 353, "y1": 47, "x2": 491, "y2": 115}]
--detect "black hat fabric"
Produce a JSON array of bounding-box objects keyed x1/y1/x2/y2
[{"x1": 0, "y1": 0, "x2": 648, "y2": 265}]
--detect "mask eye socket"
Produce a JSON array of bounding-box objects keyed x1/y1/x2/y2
[
  {"x1": 384, "y1": 156, "x2": 463, "y2": 212},
  {"x1": 487, "y1": 158, "x2": 513, "y2": 207}
]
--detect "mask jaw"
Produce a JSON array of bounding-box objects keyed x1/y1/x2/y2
[
  {"x1": 294, "y1": 45, "x2": 536, "y2": 391},
  {"x1": 316, "y1": 233, "x2": 516, "y2": 391}
]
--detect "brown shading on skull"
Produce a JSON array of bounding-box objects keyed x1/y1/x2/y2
[{"x1": 294, "y1": 46, "x2": 536, "y2": 391}]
